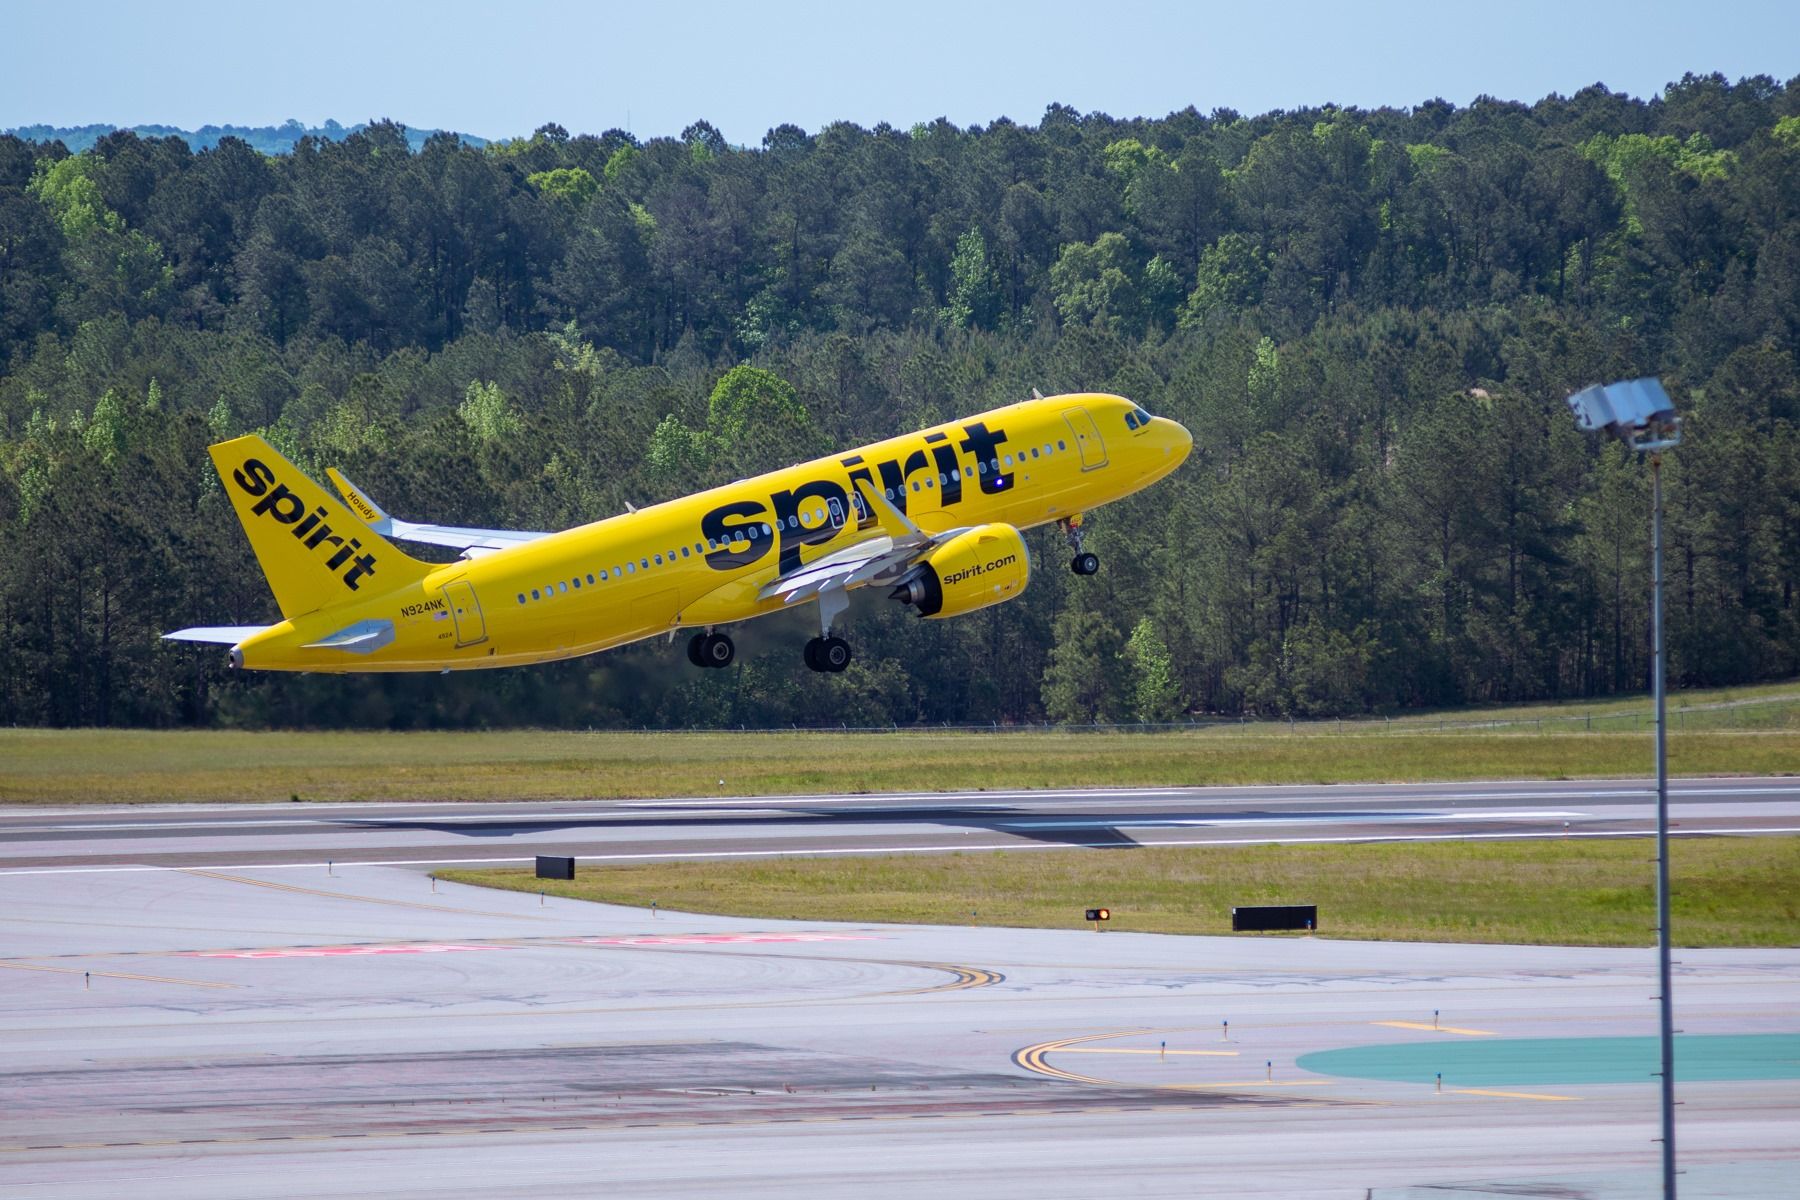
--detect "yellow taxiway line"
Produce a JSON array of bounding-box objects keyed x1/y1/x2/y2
[
  {"x1": 1373, "y1": 1020, "x2": 1497, "y2": 1036},
  {"x1": 0, "y1": 959, "x2": 237, "y2": 989},
  {"x1": 1453, "y1": 1087, "x2": 1578, "y2": 1101}
]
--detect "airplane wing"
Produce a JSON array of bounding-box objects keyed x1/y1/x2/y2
[
  {"x1": 325, "y1": 468, "x2": 551, "y2": 558},
  {"x1": 757, "y1": 481, "x2": 972, "y2": 606}
]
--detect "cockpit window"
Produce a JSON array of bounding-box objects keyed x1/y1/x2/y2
[{"x1": 1124, "y1": 411, "x2": 1140, "y2": 430}]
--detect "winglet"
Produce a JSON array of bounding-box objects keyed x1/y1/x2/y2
[{"x1": 325, "y1": 467, "x2": 392, "y2": 532}]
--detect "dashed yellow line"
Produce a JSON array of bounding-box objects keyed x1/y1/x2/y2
[
  {"x1": 1373, "y1": 1020, "x2": 1497, "y2": 1036},
  {"x1": 1453, "y1": 1088, "x2": 1578, "y2": 1102},
  {"x1": 179, "y1": 869, "x2": 540, "y2": 919},
  {"x1": 0, "y1": 959, "x2": 237, "y2": 990}
]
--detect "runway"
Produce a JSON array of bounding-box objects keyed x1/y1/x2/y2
[
  {"x1": 4, "y1": 775, "x2": 1799, "y2": 873},
  {"x1": 0, "y1": 865, "x2": 1795, "y2": 1198}
]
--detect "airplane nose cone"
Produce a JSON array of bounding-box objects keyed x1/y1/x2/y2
[{"x1": 1166, "y1": 419, "x2": 1193, "y2": 463}]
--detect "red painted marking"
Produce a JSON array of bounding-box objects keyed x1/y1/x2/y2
[
  {"x1": 559, "y1": 933, "x2": 884, "y2": 946},
  {"x1": 183, "y1": 944, "x2": 512, "y2": 958}
]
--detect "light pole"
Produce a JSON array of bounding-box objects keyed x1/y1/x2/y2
[{"x1": 1566, "y1": 377, "x2": 1682, "y2": 1198}]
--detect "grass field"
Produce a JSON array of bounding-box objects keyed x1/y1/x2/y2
[
  {"x1": 442, "y1": 836, "x2": 1800, "y2": 948},
  {"x1": 2, "y1": 682, "x2": 1795, "y2": 806}
]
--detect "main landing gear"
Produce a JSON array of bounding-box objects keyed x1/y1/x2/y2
[
  {"x1": 1061, "y1": 515, "x2": 1100, "y2": 576},
  {"x1": 686, "y1": 631, "x2": 735, "y2": 669},
  {"x1": 803, "y1": 636, "x2": 852, "y2": 673},
  {"x1": 802, "y1": 586, "x2": 853, "y2": 673}
]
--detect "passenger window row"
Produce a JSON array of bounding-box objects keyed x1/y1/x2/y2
[{"x1": 517, "y1": 437, "x2": 1075, "y2": 604}]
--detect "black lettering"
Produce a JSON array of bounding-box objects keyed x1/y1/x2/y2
[
  {"x1": 701, "y1": 500, "x2": 772, "y2": 571},
  {"x1": 770, "y1": 479, "x2": 849, "y2": 575},
  {"x1": 958, "y1": 422, "x2": 1011, "y2": 495},
  {"x1": 292, "y1": 506, "x2": 325, "y2": 540},
  {"x1": 232, "y1": 458, "x2": 276, "y2": 497},
  {"x1": 342, "y1": 550, "x2": 377, "y2": 589},
  {"x1": 325, "y1": 536, "x2": 361, "y2": 571},
  {"x1": 929, "y1": 440, "x2": 963, "y2": 506},
  {"x1": 250, "y1": 482, "x2": 306, "y2": 524},
  {"x1": 875, "y1": 449, "x2": 930, "y2": 514}
]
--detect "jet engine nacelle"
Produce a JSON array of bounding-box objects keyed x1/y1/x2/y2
[{"x1": 889, "y1": 524, "x2": 1031, "y2": 619}]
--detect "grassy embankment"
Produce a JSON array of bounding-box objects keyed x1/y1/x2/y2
[
  {"x1": 443, "y1": 837, "x2": 1800, "y2": 948},
  {"x1": 2, "y1": 682, "x2": 1797, "y2": 806}
]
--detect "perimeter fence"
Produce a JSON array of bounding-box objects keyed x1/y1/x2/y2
[{"x1": 606, "y1": 694, "x2": 1800, "y2": 737}]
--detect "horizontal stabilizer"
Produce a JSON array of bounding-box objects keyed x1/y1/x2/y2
[
  {"x1": 326, "y1": 466, "x2": 550, "y2": 557},
  {"x1": 163, "y1": 625, "x2": 271, "y2": 645}
]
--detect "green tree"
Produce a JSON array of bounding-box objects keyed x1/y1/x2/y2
[
  {"x1": 1123, "y1": 617, "x2": 1182, "y2": 722},
  {"x1": 1049, "y1": 232, "x2": 1142, "y2": 334},
  {"x1": 527, "y1": 167, "x2": 599, "y2": 208},
  {"x1": 940, "y1": 228, "x2": 1002, "y2": 330}
]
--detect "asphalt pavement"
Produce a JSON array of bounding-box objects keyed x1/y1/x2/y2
[{"x1": 3, "y1": 775, "x2": 1798, "y2": 873}]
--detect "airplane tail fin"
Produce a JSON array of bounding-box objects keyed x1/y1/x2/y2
[{"x1": 208, "y1": 436, "x2": 435, "y2": 619}]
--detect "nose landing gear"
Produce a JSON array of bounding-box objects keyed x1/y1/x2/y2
[{"x1": 1061, "y1": 515, "x2": 1100, "y2": 575}]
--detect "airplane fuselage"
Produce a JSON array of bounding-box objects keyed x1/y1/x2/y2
[{"x1": 230, "y1": 393, "x2": 1191, "y2": 672}]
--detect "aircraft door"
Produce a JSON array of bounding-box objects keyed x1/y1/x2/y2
[
  {"x1": 442, "y1": 580, "x2": 488, "y2": 647},
  {"x1": 1062, "y1": 407, "x2": 1108, "y2": 470}
]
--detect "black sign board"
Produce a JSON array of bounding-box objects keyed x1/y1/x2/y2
[
  {"x1": 535, "y1": 855, "x2": 576, "y2": 880},
  {"x1": 1231, "y1": 904, "x2": 1316, "y2": 932}
]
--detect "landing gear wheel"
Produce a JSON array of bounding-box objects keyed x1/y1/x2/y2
[
  {"x1": 819, "y1": 636, "x2": 852, "y2": 673},
  {"x1": 700, "y1": 632, "x2": 735, "y2": 668},
  {"x1": 804, "y1": 636, "x2": 852, "y2": 673},
  {"x1": 1071, "y1": 552, "x2": 1100, "y2": 576},
  {"x1": 686, "y1": 633, "x2": 708, "y2": 667}
]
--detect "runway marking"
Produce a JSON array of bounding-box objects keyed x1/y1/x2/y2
[
  {"x1": 1374, "y1": 1020, "x2": 1498, "y2": 1036},
  {"x1": 181, "y1": 943, "x2": 513, "y2": 959},
  {"x1": 11, "y1": 824, "x2": 1798, "y2": 876},
  {"x1": 0, "y1": 959, "x2": 238, "y2": 989},
  {"x1": 1452, "y1": 1088, "x2": 1578, "y2": 1101},
  {"x1": 9, "y1": 777, "x2": 1792, "y2": 829}
]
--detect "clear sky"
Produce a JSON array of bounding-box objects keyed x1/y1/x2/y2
[{"x1": 4, "y1": 0, "x2": 1796, "y2": 144}]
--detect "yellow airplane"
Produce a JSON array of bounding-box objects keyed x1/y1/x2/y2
[{"x1": 166, "y1": 392, "x2": 1192, "y2": 674}]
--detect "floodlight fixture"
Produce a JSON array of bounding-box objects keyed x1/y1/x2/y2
[{"x1": 1565, "y1": 377, "x2": 1681, "y2": 451}]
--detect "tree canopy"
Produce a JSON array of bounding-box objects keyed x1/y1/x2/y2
[{"x1": 2, "y1": 73, "x2": 1798, "y2": 728}]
